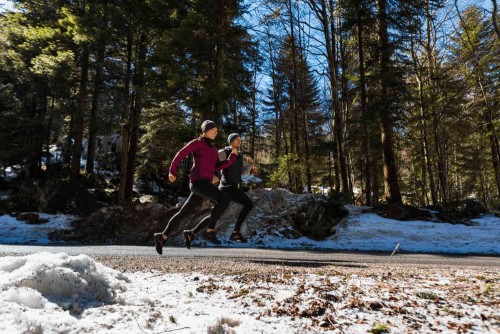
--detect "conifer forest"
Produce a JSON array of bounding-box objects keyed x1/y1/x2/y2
[{"x1": 0, "y1": 0, "x2": 499, "y2": 209}]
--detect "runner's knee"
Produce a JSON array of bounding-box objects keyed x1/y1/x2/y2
[{"x1": 216, "y1": 193, "x2": 229, "y2": 206}]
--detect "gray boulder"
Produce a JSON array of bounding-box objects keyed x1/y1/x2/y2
[{"x1": 215, "y1": 188, "x2": 348, "y2": 241}]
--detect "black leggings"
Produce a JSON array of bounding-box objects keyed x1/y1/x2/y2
[
  {"x1": 162, "y1": 179, "x2": 229, "y2": 236},
  {"x1": 220, "y1": 185, "x2": 254, "y2": 232}
]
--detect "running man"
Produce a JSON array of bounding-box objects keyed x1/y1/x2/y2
[
  {"x1": 154, "y1": 120, "x2": 237, "y2": 254},
  {"x1": 217, "y1": 133, "x2": 255, "y2": 243}
]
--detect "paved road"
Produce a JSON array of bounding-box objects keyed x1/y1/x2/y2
[{"x1": 0, "y1": 244, "x2": 498, "y2": 267}]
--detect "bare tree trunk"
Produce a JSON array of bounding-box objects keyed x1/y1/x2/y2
[
  {"x1": 357, "y1": 7, "x2": 374, "y2": 206},
  {"x1": 250, "y1": 67, "x2": 257, "y2": 158},
  {"x1": 489, "y1": 132, "x2": 500, "y2": 199},
  {"x1": 296, "y1": 5, "x2": 312, "y2": 193},
  {"x1": 478, "y1": 77, "x2": 500, "y2": 199},
  {"x1": 377, "y1": 0, "x2": 402, "y2": 204},
  {"x1": 301, "y1": 82, "x2": 312, "y2": 192},
  {"x1": 212, "y1": 0, "x2": 231, "y2": 124},
  {"x1": 329, "y1": 0, "x2": 348, "y2": 194},
  {"x1": 287, "y1": 0, "x2": 302, "y2": 193},
  {"x1": 410, "y1": 33, "x2": 438, "y2": 205},
  {"x1": 493, "y1": 0, "x2": 500, "y2": 40},
  {"x1": 338, "y1": 15, "x2": 351, "y2": 199},
  {"x1": 45, "y1": 95, "x2": 55, "y2": 167},
  {"x1": 419, "y1": 139, "x2": 428, "y2": 205},
  {"x1": 118, "y1": 29, "x2": 133, "y2": 204},
  {"x1": 64, "y1": 115, "x2": 74, "y2": 165},
  {"x1": 265, "y1": 22, "x2": 282, "y2": 158},
  {"x1": 27, "y1": 88, "x2": 46, "y2": 178},
  {"x1": 70, "y1": 46, "x2": 89, "y2": 178},
  {"x1": 306, "y1": 0, "x2": 342, "y2": 192},
  {"x1": 86, "y1": 37, "x2": 106, "y2": 174},
  {"x1": 124, "y1": 33, "x2": 147, "y2": 201}
]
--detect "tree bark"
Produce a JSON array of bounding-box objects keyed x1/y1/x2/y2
[
  {"x1": 70, "y1": 46, "x2": 89, "y2": 178},
  {"x1": 357, "y1": 6, "x2": 374, "y2": 206},
  {"x1": 478, "y1": 77, "x2": 500, "y2": 199},
  {"x1": 377, "y1": 0, "x2": 402, "y2": 204},
  {"x1": 124, "y1": 33, "x2": 147, "y2": 201},
  {"x1": 287, "y1": 0, "x2": 302, "y2": 193},
  {"x1": 86, "y1": 35, "x2": 106, "y2": 174},
  {"x1": 250, "y1": 67, "x2": 257, "y2": 158},
  {"x1": 410, "y1": 33, "x2": 438, "y2": 205},
  {"x1": 338, "y1": 14, "x2": 351, "y2": 199},
  {"x1": 45, "y1": 95, "x2": 55, "y2": 167},
  {"x1": 265, "y1": 22, "x2": 282, "y2": 158},
  {"x1": 212, "y1": 0, "x2": 228, "y2": 123},
  {"x1": 306, "y1": 0, "x2": 342, "y2": 192},
  {"x1": 492, "y1": 0, "x2": 500, "y2": 40},
  {"x1": 118, "y1": 29, "x2": 134, "y2": 204}
]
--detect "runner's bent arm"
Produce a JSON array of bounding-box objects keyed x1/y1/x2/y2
[
  {"x1": 215, "y1": 151, "x2": 237, "y2": 172},
  {"x1": 169, "y1": 140, "x2": 201, "y2": 176}
]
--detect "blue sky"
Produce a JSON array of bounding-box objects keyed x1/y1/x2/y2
[{"x1": 0, "y1": 0, "x2": 15, "y2": 12}]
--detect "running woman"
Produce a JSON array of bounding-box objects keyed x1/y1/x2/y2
[{"x1": 154, "y1": 120, "x2": 237, "y2": 254}]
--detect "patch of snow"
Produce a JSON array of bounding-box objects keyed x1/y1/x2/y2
[
  {"x1": 0, "y1": 204, "x2": 498, "y2": 255},
  {"x1": 0, "y1": 253, "x2": 128, "y2": 333},
  {"x1": 0, "y1": 214, "x2": 77, "y2": 244},
  {"x1": 2, "y1": 165, "x2": 20, "y2": 181},
  {"x1": 98, "y1": 169, "x2": 120, "y2": 177},
  {"x1": 326, "y1": 206, "x2": 500, "y2": 254},
  {"x1": 0, "y1": 252, "x2": 495, "y2": 333},
  {"x1": 0, "y1": 191, "x2": 11, "y2": 201},
  {"x1": 197, "y1": 205, "x2": 500, "y2": 254},
  {"x1": 242, "y1": 175, "x2": 262, "y2": 185}
]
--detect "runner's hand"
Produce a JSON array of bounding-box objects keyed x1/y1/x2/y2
[
  {"x1": 169, "y1": 173, "x2": 176, "y2": 183},
  {"x1": 212, "y1": 175, "x2": 220, "y2": 184}
]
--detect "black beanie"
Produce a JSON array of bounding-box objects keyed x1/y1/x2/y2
[
  {"x1": 201, "y1": 120, "x2": 217, "y2": 133},
  {"x1": 228, "y1": 133, "x2": 240, "y2": 145}
]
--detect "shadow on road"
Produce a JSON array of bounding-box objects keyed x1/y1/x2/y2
[{"x1": 248, "y1": 259, "x2": 367, "y2": 269}]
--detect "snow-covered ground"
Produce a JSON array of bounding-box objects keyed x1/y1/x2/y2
[
  {"x1": 1, "y1": 165, "x2": 21, "y2": 181},
  {"x1": 0, "y1": 252, "x2": 497, "y2": 333},
  {"x1": 0, "y1": 205, "x2": 499, "y2": 254},
  {"x1": 0, "y1": 214, "x2": 77, "y2": 244},
  {"x1": 0, "y1": 195, "x2": 498, "y2": 332},
  {"x1": 237, "y1": 205, "x2": 500, "y2": 255}
]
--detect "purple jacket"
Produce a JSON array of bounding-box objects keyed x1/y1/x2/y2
[{"x1": 169, "y1": 137, "x2": 236, "y2": 182}]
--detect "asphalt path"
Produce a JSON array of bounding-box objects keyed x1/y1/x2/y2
[{"x1": 0, "y1": 244, "x2": 498, "y2": 268}]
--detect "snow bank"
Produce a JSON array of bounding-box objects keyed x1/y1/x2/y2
[
  {"x1": 0, "y1": 213, "x2": 77, "y2": 244},
  {"x1": 328, "y1": 206, "x2": 500, "y2": 254},
  {"x1": 196, "y1": 205, "x2": 500, "y2": 254},
  {"x1": 0, "y1": 252, "x2": 496, "y2": 333},
  {"x1": 0, "y1": 203, "x2": 498, "y2": 254},
  {"x1": 0, "y1": 252, "x2": 129, "y2": 333}
]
